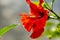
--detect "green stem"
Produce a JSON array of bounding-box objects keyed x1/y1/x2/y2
[
  {"x1": 48, "y1": 16, "x2": 57, "y2": 20},
  {"x1": 45, "y1": 6, "x2": 60, "y2": 19},
  {"x1": 51, "y1": 3, "x2": 53, "y2": 10}
]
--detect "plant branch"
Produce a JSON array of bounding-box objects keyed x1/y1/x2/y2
[
  {"x1": 48, "y1": 16, "x2": 57, "y2": 20},
  {"x1": 51, "y1": 3, "x2": 53, "y2": 10},
  {"x1": 45, "y1": 6, "x2": 60, "y2": 19}
]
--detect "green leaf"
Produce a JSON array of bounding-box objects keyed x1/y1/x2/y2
[
  {"x1": 47, "y1": 35, "x2": 53, "y2": 39},
  {"x1": 45, "y1": 22, "x2": 60, "y2": 38},
  {"x1": 42, "y1": 1, "x2": 51, "y2": 9},
  {"x1": 49, "y1": 13, "x2": 57, "y2": 18},
  {"x1": 49, "y1": 13, "x2": 56, "y2": 17},
  {"x1": 46, "y1": 21, "x2": 54, "y2": 27},
  {"x1": 51, "y1": 0, "x2": 55, "y2": 9},
  {"x1": 44, "y1": 21, "x2": 55, "y2": 36},
  {"x1": 52, "y1": 0, "x2": 55, "y2": 4},
  {"x1": 46, "y1": 22, "x2": 60, "y2": 38},
  {"x1": 56, "y1": 22, "x2": 60, "y2": 33},
  {"x1": 57, "y1": 22, "x2": 60, "y2": 28},
  {"x1": 0, "y1": 24, "x2": 17, "y2": 37},
  {"x1": 32, "y1": 1, "x2": 39, "y2": 5}
]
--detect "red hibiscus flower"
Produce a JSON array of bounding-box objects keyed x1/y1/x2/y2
[{"x1": 20, "y1": 0, "x2": 48, "y2": 39}]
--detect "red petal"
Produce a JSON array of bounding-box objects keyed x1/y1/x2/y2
[
  {"x1": 20, "y1": 0, "x2": 49, "y2": 39},
  {"x1": 39, "y1": 0, "x2": 44, "y2": 6},
  {"x1": 30, "y1": 28, "x2": 44, "y2": 39},
  {"x1": 23, "y1": 20, "x2": 34, "y2": 32},
  {"x1": 35, "y1": 19, "x2": 46, "y2": 28},
  {"x1": 26, "y1": 0, "x2": 39, "y2": 16},
  {"x1": 26, "y1": 0, "x2": 37, "y2": 10},
  {"x1": 20, "y1": 14, "x2": 34, "y2": 32},
  {"x1": 40, "y1": 0, "x2": 44, "y2": 4},
  {"x1": 26, "y1": 0, "x2": 30, "y2": 4}
]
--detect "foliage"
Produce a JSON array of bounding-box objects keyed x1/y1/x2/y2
[
  {"x1": 0, "y1": 24, "x2": 17, "y2": 37},
  {"x1": 32, "y1": 1, "x2": 39, "y2": 5}
]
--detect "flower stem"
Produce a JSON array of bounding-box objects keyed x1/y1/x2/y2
[
  {"x1": 45, "y1": 6, "x2": 60, "y2": 19},
  {"x1": 48, "y1": 16, "x2": 57, "y2": 20}
]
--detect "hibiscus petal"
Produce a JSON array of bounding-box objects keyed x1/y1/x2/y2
[
  {"x1": 23, "y1": 20, "x2": 34, "y2": 32},
  {"x1": 30, "y1": 28, "x2": 44, "y2": 39},
  {"x1": 26, "y1": 0, "x2": 37, "y2": 9},
  {"x1": 26, "y1": 0, "x2": 40, "y2": 16},
  {"x1": 35, "y1": 17, "x2": 47, "y2": 28},
  {"x1": 40, "y1": 0, "x2": 44, "y2": 4},
  {"x1": 26, "y1": 0, "x2": 30, "y2": 4},
  {"x1": 20, "y1": 14, "x2": 34, "y2": 32},
  {"x1": 20, "y1": 0, "x2": 49, "y2": 39}
]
